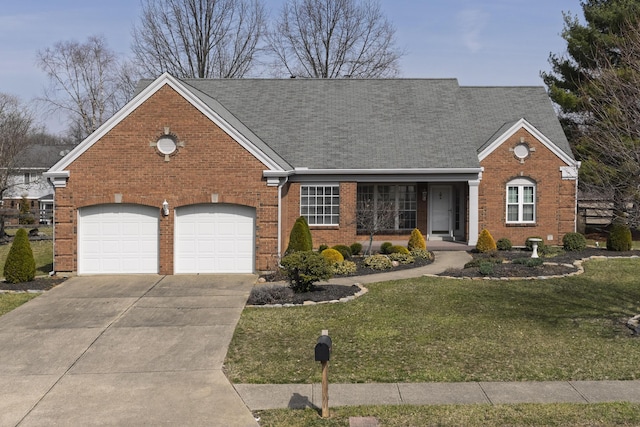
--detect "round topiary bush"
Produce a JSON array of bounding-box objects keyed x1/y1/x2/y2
[
  {"x1": 3, "y1": 228, "x2": 36, "y2": 284},
  {"x1": 363, "y1": 254, "x2": 393, "y2": 270},
  {"x1": 562, "y1": 232, "x2": 587, "y2": 251},
  {"x1": 280, "y1": 251, "x2": 332, "y2": 293},
  {"x1": 476, "y1": 229, "x2": 497, "y2": 253},
  {"x1": 496, "y1": 237, "x2": 512, "y2": 251},
  {"x1": 349, "y1": 242, "x2": 363, "y2": 256},
  {"x1": 407, "y1": 228, "x2": 426, "y2": 251},
  {"x1": 379, "y1": 242, "x2": 393, "y2": 254},
  {"x1": 607, "y1": 223, "x2": 632, "y2": 251},
  {"x1": 321, "y1": 248, "x2": 344, "y2": 264},
  {"x1": 331, "y1": 244, "x2": 352, "y2": 259}
]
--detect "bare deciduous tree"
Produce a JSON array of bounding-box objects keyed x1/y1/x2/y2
[
  {"x1": 132, "y1": 0, "x2": 266, "y2": 78},
  {"x1": 356, "y1": 198, "x2": 397, "y2": 255},
  {"x1": 0, "y1": 94, "x2": 34, "y2": 238},
  {"x1": 268, "y1": 0, "x2": 402, "y2": 78},
  {"x1": 577, "y1": 19, "x2": 640, "y2": 228},
  {"x1": 36, "y1": 35, "x2": 138, "y2": 140}
]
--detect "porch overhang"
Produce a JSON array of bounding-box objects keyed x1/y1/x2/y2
[{"x1": 264, "y1": 168, "x2": 483, "y2": 183}]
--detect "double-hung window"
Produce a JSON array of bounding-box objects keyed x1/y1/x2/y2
[
  {"x1": 506, "y1": 178, "x2": 535, "y2": 223},
  {"x1": 300, "y1": 184, "x2": 340, "y2": 226}
]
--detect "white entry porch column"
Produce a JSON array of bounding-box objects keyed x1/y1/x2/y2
[{"x1": 467, "y1": 179, "x2": 480, "y2": 246}]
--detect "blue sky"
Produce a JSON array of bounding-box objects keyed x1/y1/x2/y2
[{"x1": 1, "y1": 0, "x2": 583, "y2": 132}]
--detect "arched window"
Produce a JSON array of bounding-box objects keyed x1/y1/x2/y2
[{"x1": 506, "y1": 178, "x2": 535, "y2": 223}]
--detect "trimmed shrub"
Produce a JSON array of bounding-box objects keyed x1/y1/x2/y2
[
  {"x1": 350, "y1": 242, "x2": 363, "y2": 256},
  {"x1": 332, "y1": 260, "x2": 357, "y2": 275},
  {"x1": 389, "y1": 245, "x2": 410, "y2": 254},
  {"x1": 379, "y1": 242, "x2": 393, "y2": 254},
  {"x1": 363, "y1": 254, "x2": 393, "y2": 270},
  {"x1": 478, "y1": 261, "x2": 494, "y2": 276},
  {"x1": 513, "y1": 257, "x2": 544, "y2": 267},
  {"x1": 317, "y1": 244, "x2": 328, "y2": 253},
  {"x1": 389, "y1": 252, "x2": 415, "y2": 264},
  {"x1": 607, "y1": 223, "x2": 632, "y2": 251},
  {"x1": 286, "y1": 216, "x2": 313, "y2": 254},
  {"x1": 248, "y1": 285, "x2": 293, "y2": 305},
  {"x1": 410, "y1": 249, "x2": 433, "y2": 260},
  {"x1": 280, "y1": 251, "x2": 332, "y2": 293},
  {"x1": 321, "y1": 248, "x2": 344, "y2": 263},
  {"x1": 496, "y1": 237, "x2": 512, "y2": 251},
  {"x1": 407, "y1": 228, "x2": 426, "y2": 251},
  {"x1": 476, "y1": 229, "x2": 497, "y2": 253},
  {"x1": 331, "y1": 244, "x2": 352, "y2": 260},
  {"x1": 3, "y1": 228, "x2": 36, "y2": 283},
  {"x1": 562, "y1": 232, "x2": 587, "y2": 251}
]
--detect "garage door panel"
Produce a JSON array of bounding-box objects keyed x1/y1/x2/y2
[
  {"x1": 174, "y1": 204, "x2": 255, "y2": 274},
  {"x1": 78, "y1": 204, "x2": 159, "y2": 274}
]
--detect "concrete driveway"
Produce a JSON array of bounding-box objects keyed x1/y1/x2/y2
[{"x1": 0, "y1": 275, "x2": 259, "y2": 427}]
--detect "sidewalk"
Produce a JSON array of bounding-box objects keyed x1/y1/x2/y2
[
  {"x1": 236, "y1": 249, "x2": 640, "y2": 412},
  {"x1": 235, "y1": 380, "x2": 640, "y2": 410}
]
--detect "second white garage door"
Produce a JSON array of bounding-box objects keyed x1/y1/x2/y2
[{"x1": 174, "y1": 204, "x2": 255, "y2": 273}]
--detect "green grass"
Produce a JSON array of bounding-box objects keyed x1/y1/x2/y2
[
  {"x1": 255, "y1": 403, "x2": 640, "y2": 426},
  {"x1": 0, "y1": 293, "x2": 38, "y2": 316},
  {"x1": 226, "y1": 258, "x2": 640, "y2": 384}
]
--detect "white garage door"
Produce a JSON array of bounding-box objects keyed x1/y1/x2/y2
[
  {"x1": 78, "y1": 204, "x2": 159, "y2": 274},
  {"x1": 174, "y1": 204, "x2": 255, "y2": 274}
]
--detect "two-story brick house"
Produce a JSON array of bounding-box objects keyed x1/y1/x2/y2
[{"x1": 45, "y1": 73, "x2": 579, "y2": 275}]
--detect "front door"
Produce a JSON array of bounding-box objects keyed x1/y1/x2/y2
[{"x1": 429, "y1": 185, "x2": 452, "y2": 239}]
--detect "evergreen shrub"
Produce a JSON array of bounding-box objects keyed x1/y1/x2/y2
[
  {"x1": 407, "y1": 228, "x2": 426, "y2": 251},
  {"x1": 3, "y1": 228, "x2": 36, "y2": 283},
  {"x1": 331, "y1": 244, "x2": 352, "y2": 259},
  {"x1": 476, "y1": 229, "x2": 497, "y2": 253},
  {"x1": 286, "y1": 216, "x2": 313, "y2": 254},
  {"x1": 607, "y1": 223, "x2": 632, "y2": 251},
  {"x1": 562, "y1": 232, "x2": 587, "y2": 251},
  {"x1": 389, "y1": 245, "x2": 410, "y2": 254},
  {"x1": 349, "y1": 242, "x2": 363, "y2": 256},
  {"x1": 363, "y1": 254, "x2": 393, "y2": 270},
  {"x1": 280, "y1": 251, "x2": 332, "y2": 293},
  {"x1": 379, "y1": 242, "x2": 393, "y2": 254},
  {"x1": 496, "y1": 237, "x2": 512, "y2": 251},
  {"x1": 321, "y1": 248, "x2": 344, "y2": 263}
]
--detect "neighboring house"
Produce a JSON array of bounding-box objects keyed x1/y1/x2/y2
[
  {"x1": 45, "y1": 73, "x2": 579, "y2": 275},
  {"x1": 2, "y1": 144, "x2": 74, "y2": 225}
]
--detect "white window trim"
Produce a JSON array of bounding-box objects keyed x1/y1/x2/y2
[
  {"x1": 300, "y1": 184, "x2": 340, "y2": 226},
  {"x1": 506, "y1": 178, "x2": 536, "y2": 224}
]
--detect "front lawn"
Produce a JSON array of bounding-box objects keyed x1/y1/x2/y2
[
  {"x1": 225, "y1": 258, "x2": 640, "y2": 384},
  {"x1": 0, "y1": 293, "x2": 39, "y2": 316},
  {"x1": 255, "y1": 403, "x2": 640, "y2": 426}
]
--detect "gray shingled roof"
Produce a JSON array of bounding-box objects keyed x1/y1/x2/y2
[
  {"x1": 16, "y1": 144, "x2": 76, "y2": 169},
  {"x1": 142, "y1": 78, "x2": 572, "y2": 170}
]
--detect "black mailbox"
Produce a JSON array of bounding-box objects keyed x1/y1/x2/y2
[{"x1": 315, "y1": 335, "x2": 332, "y2": 362}]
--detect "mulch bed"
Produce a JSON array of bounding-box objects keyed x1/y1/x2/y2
[
  {"x1": 0, "y1": 277, "x2": 68, "y2": 292},
  {"x1": 439, "y1": 247, "x2": 640, "y2": 279}
]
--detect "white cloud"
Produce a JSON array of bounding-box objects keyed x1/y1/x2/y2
[{"x1": 456, "y1": 8, "x2": 489, "y2": 53}]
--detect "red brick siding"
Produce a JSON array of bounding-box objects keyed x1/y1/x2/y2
[
  {"x1": 479, "y1": 129, "x2": 576, "y2": 246},
  {"x1": 53, "y1": 85, "x2": 278, "y2": 274}
]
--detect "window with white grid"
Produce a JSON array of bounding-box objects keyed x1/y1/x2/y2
[
  {"x1": 300, "y1": 185, "x2": 340, "y2": 226},
  {"x1": 506, "y1": 178, "x2": 535, "y2": 223}
]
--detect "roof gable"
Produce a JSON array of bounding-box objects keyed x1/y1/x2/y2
[
  {"x1": 478, "y1": 118, "x2": 576, "y2": 166},
  {"x1": 47, "y1": 73, "x2": 291, "y2": 176}
]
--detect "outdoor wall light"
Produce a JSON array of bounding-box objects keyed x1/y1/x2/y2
[{"x1": 162, "y1": 200, "x2": 169, "y2": 216}]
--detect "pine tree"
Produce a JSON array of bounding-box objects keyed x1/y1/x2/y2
[{"x1": 3, "y1": 228, "x2": 36, "y2": 283}]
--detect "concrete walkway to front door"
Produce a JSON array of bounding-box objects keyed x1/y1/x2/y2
[{"x1": 0, "y1": 275, "x2": 259, "y2": 427}]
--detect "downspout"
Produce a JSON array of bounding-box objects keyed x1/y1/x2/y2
[{"x1": 277, "y1": 176, "x2": 289, "y2": 262}]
